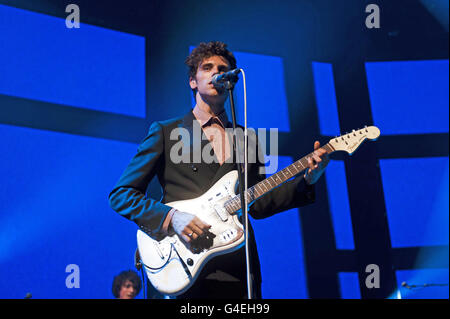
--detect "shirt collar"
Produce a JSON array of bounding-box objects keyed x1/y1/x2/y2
[{"x1": 192, "y1": 105, "x2": 230, "y2": 128}]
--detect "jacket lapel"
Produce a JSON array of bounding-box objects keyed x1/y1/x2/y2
[
  {"x1": 181, "y1": 110, "x2": 244, "y2": 188},
  {"x1": 181, "y1": 110, "x2": 220, "y2": 175}
]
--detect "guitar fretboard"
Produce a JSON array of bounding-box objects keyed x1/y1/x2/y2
[{"x1": 224, "y1": 143, "x2": 335, "y2": 214}]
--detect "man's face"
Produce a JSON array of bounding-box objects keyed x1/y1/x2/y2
[
  {"x1": 118, "y1": 280, "x2": 137, "y2": 299},
  {"x1": 190, "y1": 55, "x2": 231, "y2": 104}
]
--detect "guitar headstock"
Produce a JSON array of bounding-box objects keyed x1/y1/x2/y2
[{"x1": 328, "y1": 126, "x2": 380, "y2": 155}]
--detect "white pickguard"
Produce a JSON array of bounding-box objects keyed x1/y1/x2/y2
[{"x1": 137, "y1": 170, "x2": 244, "y2": 296}]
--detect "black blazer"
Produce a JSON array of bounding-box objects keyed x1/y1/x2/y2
[{"x1": 109, "y1": 110, "x2": 315, "y2": 293}]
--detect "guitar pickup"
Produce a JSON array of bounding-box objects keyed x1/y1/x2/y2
[
  {"x1": 219, "y1": 229, "x2": 237, "y2": 243},
  {"x1": 213, "y1": 204, "x2": 228, "y2": 222}
]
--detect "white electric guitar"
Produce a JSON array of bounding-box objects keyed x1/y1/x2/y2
[{"x1": 137, "y1": 126, "x2": 380, "y2": 296}]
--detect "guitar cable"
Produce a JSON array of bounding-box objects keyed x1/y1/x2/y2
[
  {"x1": 140, "y1": 265, "x2": 146, "y2": 299},
  {"x1": 135, "y1": 248, "x2": 147, "y2": 299}
]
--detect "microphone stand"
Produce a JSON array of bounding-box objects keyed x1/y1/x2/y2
[{"x1": 223, "y1": 77, "x2": 252, "y2": 299}]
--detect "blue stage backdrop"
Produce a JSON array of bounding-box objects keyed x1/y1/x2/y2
[
  {"x1": 0, "y1": 3, "x2": 448, "y2": 299},
  {"x1": 0, "y1": 4, "x2": 146, "y2": 299}
]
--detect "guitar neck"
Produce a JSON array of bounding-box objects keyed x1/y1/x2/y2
[{"x1": 224, "y1": 143, "x2": 335, "y2": 213}]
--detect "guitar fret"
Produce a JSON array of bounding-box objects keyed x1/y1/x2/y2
[
  {"x1": 323, "y1": 143, "x2": 334, "y2": 153},
  {"x1": 291, "y1": 164, "x2": 299, "y2": 174},
  {"x1": 276, "y1": 173, "x2": 284, "y2": 185},
  {"x1": 252, "y1": 187, "x2": 258, "y2": 199},
  {"x1": 256, "y1": 184, "x2": 263, "y2": 194},
  {"x1": 285, "y1": 168, "x2": 292, "y2": 177},
  {"x1": 261, "y1": 182, "x2": 268, "y2": 192},
  {"x1": 272, "y1": 175, "x2": 279, "y2": 185},
  {"x1": 299, "y1": 160, "x2": 306, "y2": 169},
  {"x1": 248, "y1": 187, "x2": 256, "y2": 201},
  {"x1": 298, "y1": 160, "x2": 305, "y2": 170},
  {"x1": 286, "y1": 166, "x2": 293, "y2": 176}
]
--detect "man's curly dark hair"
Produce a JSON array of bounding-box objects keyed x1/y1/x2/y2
[
  {"x1": 112, "y1": 270, "x2": 142, "y2": 298},
  {"x1": 185, "y1": 41, "x2": 237, "y2": 95}
]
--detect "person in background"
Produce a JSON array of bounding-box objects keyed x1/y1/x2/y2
[{"x1": 112, "y1": 270, "x2": 142, "y2": 299}]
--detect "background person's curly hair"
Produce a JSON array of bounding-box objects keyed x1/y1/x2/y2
[
  {"x1": 112, "y1": 270, "x2": 142, "y2": 298},
  {"x1": 185, "y1": 41, "x2": 237, "y2": 96}
]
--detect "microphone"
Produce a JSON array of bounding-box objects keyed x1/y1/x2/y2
[{"x1": 211, "y1": 68, "x2": 241, "y2": 86}]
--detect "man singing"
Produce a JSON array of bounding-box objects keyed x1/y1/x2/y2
[{"x1": 109, "y1": 41, "x2": 329, "y2": 299}]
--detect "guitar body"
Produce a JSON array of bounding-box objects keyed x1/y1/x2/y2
[
  {"x1": 136, "y1": 125, "x2": 381, "y2": 296},
  {"x1": 137, "y1": 170, "x2": 245, "y2": 296}
]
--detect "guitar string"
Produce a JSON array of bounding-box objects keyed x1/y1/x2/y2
[{"x1": 222, "y1": 143, "x2": 335, "y2": 215}]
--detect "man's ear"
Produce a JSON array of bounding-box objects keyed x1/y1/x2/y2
[{"x1": 189, "y1": 76, "x2": 198, "y2": 90}]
